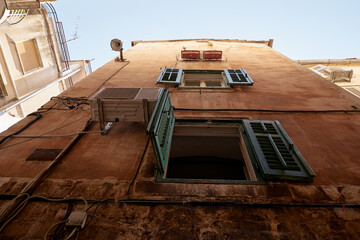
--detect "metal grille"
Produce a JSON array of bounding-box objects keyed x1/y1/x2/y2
[
  {"x1": 94, "y1": 88, "x2": 140, "y2": 99},
  {"x1": 0, "y1": 9, "x2": 29, "y2": 25},
  {"x1": 43, "y1": 3, "x2": 71, "y2": 82}
]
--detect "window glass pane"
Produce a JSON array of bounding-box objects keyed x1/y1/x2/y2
[{"x1": 16, "y1": 39, "x2": 41, "y2": 73}]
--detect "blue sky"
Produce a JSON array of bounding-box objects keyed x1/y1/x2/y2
[{"x1": 53, "y1": 0, "x2": 360, "y2": 71}]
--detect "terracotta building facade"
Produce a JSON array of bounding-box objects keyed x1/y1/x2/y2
[{"x1": 0, "y1": 39, "x2": 359, "y2": 239}]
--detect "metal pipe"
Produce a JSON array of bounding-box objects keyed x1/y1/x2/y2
[
  {"x1": 0, "y1": 195, "x2": 359, "y2": 209},
  {"x1": 0, "y1": 119, "x2": 93, "y2": 229},
  {"x1": 296, "y1": 58, "x2": 360, "y2": 65},
  {"x1": 0, "y1": 67, "x2": 82, "y2": 115}
]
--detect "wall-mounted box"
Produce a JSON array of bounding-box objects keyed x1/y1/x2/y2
[
  {"x1": 203, "y1": 50, "x2": 222, "y2": 60},
  {"x1": 90, "y1": 87, "x2": 163, "y2": 131},
  {"x1": 181, "y1": 50, "x2": 200, "y2": 60}
]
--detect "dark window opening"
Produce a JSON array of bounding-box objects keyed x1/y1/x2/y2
[
  {"x1": 163, "y1": 69, "x2": 179, "y2": 81},
  {"x1": 164, "y1": 124, "x2": 257, "y2": 181},
  {"x1": 228, "y1": 69, "x2": 248, "y2": 83},
  {"x1": 167, "y1": 136, "x2": 246, "y2": 180}
]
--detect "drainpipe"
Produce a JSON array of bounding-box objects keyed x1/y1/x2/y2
[{"x1": 0, "y1": 66, "x2": 82, "y2": 116}]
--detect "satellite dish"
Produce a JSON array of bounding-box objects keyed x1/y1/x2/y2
[{"x1": 110, "y1": 39, "x2": 123, "y2": 51}]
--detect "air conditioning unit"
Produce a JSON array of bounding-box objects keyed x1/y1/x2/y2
[
  {"x1": 90, "y1": 87, "x2": 163, "y2": 132},
  {"x1": 323, "y1": 67, "x2": 353, "y2": 82}
]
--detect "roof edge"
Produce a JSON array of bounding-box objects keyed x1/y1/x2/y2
[
  {"x1": 131, "y1": 38, "x2": 274, "y2": 48},
  {"x1": 296, "y1": 58, "x2": 360, "y2": 65}
]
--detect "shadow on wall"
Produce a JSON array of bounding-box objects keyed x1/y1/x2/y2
[{"x1": 6, "y1": 33, "x2": 23, "y2": 74}]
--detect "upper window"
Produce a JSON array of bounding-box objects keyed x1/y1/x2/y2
[
  {"x1": 156, "y1": 68, "x2": 253, "y2": 88},
  {"x1": 181, "y1": 70, "x2": 227, "y2": 88},
  {"x1": 16, "y1": 39, "x2": 42, "y2": 74},
  {"x1": 147, "y1": 89, "x2": 315, "y2": 183}
]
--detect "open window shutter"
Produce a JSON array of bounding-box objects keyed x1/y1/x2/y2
[
  {"x1": 156, "y1": 68, "x2": 183, "y2": 85},
  {"x1": 146, "y1": 89, "x2": 175, "y2": 173},
  {"x1": 224, "y1": 69, "x2": 254, "y2": 85},
  {"x1": 242, "y1": 120, "x2": 315, "y2": 181}
]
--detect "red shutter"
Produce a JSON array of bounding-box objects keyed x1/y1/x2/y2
[
  {"x1": 181, "y1": 50, "x2": 200, "y2": 60},
  {"x1": 203, "y1": 50, "x2": 222, "y2": 60}
]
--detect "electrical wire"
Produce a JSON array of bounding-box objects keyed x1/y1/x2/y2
[
  {"x1": 126, "y1": 137, "x2": 151, "y2": 199},
  {"x1": 0, "y1": 193, "x2": 30, "y2": 233},
  {"x1": 81, "y1": 199, "x2": 112, "y2": 230},
  {"x1": 52, "y1": 202, "x2": 73, "y2": 240},
  {"x1": 87, "y1": 61, "x2": 130, "y2": 99},
  {"x1": 36, "y1": 96, "x2": 89, "y2": 113},
  {"x1": 0, "y1": 115, "x2": 89, "y2": 150},
  {"x1": 0, "y1": 120, "x2": 93, "y2": 235},
  {"x1": 0, "y1": 113, "x2": 42, "y2": 146},
  {"x1": 0, "y1": 195, "x2": 88, "y2": 234},
  {"x1": 63, "y1": 228, "x2": 77, "y2": 240},
  {"x1": 44, "y1": 220, "x2": 67, "y2": 240},
  {"x1": 0, "y1": 123, "x2": 116, "y2": 138}
]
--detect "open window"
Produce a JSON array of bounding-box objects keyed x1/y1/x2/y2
[
  {"x1": 181, "y1": 70, "x2": 228, "y2": 88},
  {"x1": 156, "y1": 68, "x2": 253, "y2": 88},
  {"x1": 147, "y1": 90, "x2": 315, "y2": 183}
]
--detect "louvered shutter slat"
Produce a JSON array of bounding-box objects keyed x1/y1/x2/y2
[
  {"x1": 146, "y1": 89, "x2": 175, "y2": 174},
  {"x1": 243, "y1": 120, "x2": 315, "y2": 181}
]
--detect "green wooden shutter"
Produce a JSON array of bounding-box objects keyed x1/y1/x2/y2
[
  {"x1": 146, "y1": 89, "x2": 175, "y2": 174},
  {"x1": 156, "y1": 68, "x2": 183, "y2": 85},
  {"x1": 224, "y1": 69, "x2": 254, "y2": 85},
  {"x1": 242, "y1": 120, "x2": 315, "y2": 181}
]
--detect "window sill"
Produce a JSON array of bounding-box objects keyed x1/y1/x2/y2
[
  {"x1": 22, "y1": 66, "x2": 43, "y2": 77},
  {"x1": 155, "y1": 172, "x2": 265, "y2": 184}
]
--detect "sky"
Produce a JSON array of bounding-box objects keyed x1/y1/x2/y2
[{"x1": 52, "y1": 0, "x2": 360, "y2": 71}]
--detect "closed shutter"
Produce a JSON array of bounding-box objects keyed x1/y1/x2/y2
[
  {"x1": 156, "y1": 68, "x2": 183, "y2": 85},
  {"x1": 224, "y1": 69, "x2": 254, "y2": 85},
  {"x1": 146, "y1": 89, "x2": 175, "y2": 173},
  {"x1": 242, "y1": 120, "x2": 315, "y2": 181}
]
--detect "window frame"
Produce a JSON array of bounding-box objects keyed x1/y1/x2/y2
[
  {"x1": 179, "y1": 70, "x2": 230, "y2": 89},
  {"x1": 147, "y1": 89, "x2": 315, "y2": 184},
  {"x1": 155, "y1": 119, "x2": 265, "y2": 184},
  {"x1": 156, "y1": 68, "x2": 254, "y2": 88},
  {"x1": 15, "y1": 38, "x2": 43, "y2": 75}
]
